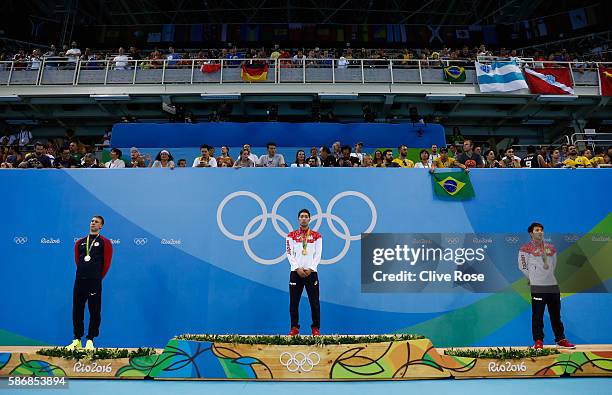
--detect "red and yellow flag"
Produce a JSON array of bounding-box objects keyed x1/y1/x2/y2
[
  {"x1": 200, "y1": 63, "x2": 221, "y2": 73},
  {"x1": 241, "y1": 63, "x2": 269, "y2": 82},
  {"x1": 599, "y1": 67, "x2": 612, "y2": 96}
]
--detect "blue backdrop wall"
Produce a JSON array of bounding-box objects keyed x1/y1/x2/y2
[{"x1": 0, "y1": 169, "x2": 610, "y2": 348}]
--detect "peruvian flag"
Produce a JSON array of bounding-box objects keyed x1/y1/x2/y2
[
  {"x1": 524, "y1": 68, "x2": 574, "y2": 95},
  {"x1": 599, "y1": 67, "x2": 612, "y2": 96}
]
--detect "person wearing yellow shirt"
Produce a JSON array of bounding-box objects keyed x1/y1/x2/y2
[
  {"x1": 562, "y1": 145, "x2": 592, "y2": 168},
  {"x1": 432, "y1": 147, "x2": 467, "y2": 170},
  {"x1": 392, "y1": 145, "x2": 414, "y2": 168},
  {"x1": 584, "y1": 148, "x2": 604, "y2": 168}
]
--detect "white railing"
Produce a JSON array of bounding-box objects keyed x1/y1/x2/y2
[
  {"x1": 571, "y1": 133, "x2": 612, "y2": 150},
  {"x1": 0, "y1": 58, "x2": 609, "y2": 87}
]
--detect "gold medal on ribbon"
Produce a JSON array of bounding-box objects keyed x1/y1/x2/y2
[{"x1": 301, "y1": 229, "x2": 310, "y2": 256}]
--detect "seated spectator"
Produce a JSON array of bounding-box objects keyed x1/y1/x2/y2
[
  {"x1": 192, "y1": 144, "x2": 217, "y2": 167},
  {"x1": 584, "y1": 148, "x2": 604, "y2": 168},
  {"x1": 337, "y1": 145, "x2": 360, "y2": 167},
  {"x1": 151, "y1": 150, "x2": 175, "y2": 168},
  {"x1": 216, "y1": 146, "x2": 234, "y2": 167},
  {"x1": 392, "y1": 145, "x2": 414, "y2": 168},
  {"x1": 309, "y1": 147, "x2": 321, "y2": 167},
  {"x1": 350, "y1": 142, "x2": 365, "y2": 165},
  {"x1": 166, "y1": 46, "x2": 182, "y2": 67},
  {"x1": 69, "y1": 141, "x2": 84, "y2": 163},
  {"x1": 473, "y1": 146, "x2": 486, "y2": 166},
  {"x1": 432, "y1": 147, "x2": 467, "y2": 171},
  {"x1": 362, "y1": 155, "x2": 374, "y2": 167},
  {"x1": 113, "y1": 47, "x2": 129, "y2": 70},
  {"x1": 126, "y1": 147, "x2": 149, "y2": 168},
  {"x1": 373, "y1": 150, "x2": 384, "y2": 167},
  {"x1": 54, "y1": 146, "x2": 80, "y2": 168},
  {"x1": 456, "y1": 140, "x2": 483, "y2": 168},
  {"x1": 601, "y1": 153, "x2": 612, "y2": 168},
  {"x1": 414, "y1": 150, "x2": 432, "y2": 168},
  {"x1": 332, "y1": 141, "x2": 342, "y2": 160},
  {"x1": 563, "y1": 145, "x2": 592, "y2": 168},
  {"x1": 0, "y1": 162, "x2": 13, "y2": 169},
  {"x1": 483, "y1": 149, "x2": 502, "y2": 168},
  {"x1": 521, "y1": 145, "x2": 546, "y2": 168},
  {"x1": 291, "y1": 150, "x2": 310, "y2": 167},
  {"x1": 18, "y1": 153, "x2": 44, "y2": 169},
  {"x1": 33, "y1": 142, "x2": 52, "y2": 168},
  {"x1": 548, "y1": 149, "x2": 564, "y2": 168},
  {"x1": 4, "y1": 146, "x2": 22, "y2": 167},
  {"x1": 307, "y1": 157, "x2": 317, "y2": 167},
  {"x1": 449, "y1": 144, "x2": 460, "y2": 158},
  {"x1": 319, "y1": 146, "x2": 337, "y2": 167},
  {"x1": 65, "y1": 42, "x2": 81, "y2": 67},
  {"x1": 257, "y1": 142, "x2": 285, "y2": 167},
  {"x1": 501, "y1": 147, "x2": 521, "y2": 168},
  {"x1": 236, "y1": 144, "x2": 259, "y2": 163},
  {"x1": 105, "y1": 148, "x2": 126, "y2": 168},
  {"x1": 233, "y1": 149, "x2": 256, "y2": 168},
  {"x1": 382, "y1": 149, "x2": 400, "y2": 167},
  {"x1": 81, "y1": 153, "x2": 100, "y2": 168},
  {"x1": 177, "y1": 159, "x2": 187, "y2": 167}
]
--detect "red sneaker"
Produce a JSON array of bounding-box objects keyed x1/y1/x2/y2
[
  {"x1": 288, "y1": 327, "x2": 299, "y2": 336},
  {"x1": 556, "y1": 339, "x2": 576, "y2": 349},
  {"x1": 533, "y1": 339, "x2": 543, "y2": 349},
  {"x1": 311, "y1": 327, "x2": 320, "y2": 336}
]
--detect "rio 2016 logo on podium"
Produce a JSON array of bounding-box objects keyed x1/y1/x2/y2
[{"x1": 216, "y1": 190, "x2": 377, "y2": 265}]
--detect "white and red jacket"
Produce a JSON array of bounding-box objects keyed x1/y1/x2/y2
[
  {"x1": 518, "y1": 240, "x2": 558, "y2": 291},
  {"x1": 286, "y1": 228, "x2": 322, "y2": 272}
]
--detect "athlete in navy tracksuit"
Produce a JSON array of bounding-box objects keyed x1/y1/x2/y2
[{"x1": 66, "y1": 216, "x2": 113, "y2": 350}]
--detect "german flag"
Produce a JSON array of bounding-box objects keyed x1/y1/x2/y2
[
  {"x1": 241, "y1": 63, "x2": 269, "y2": 82},
  {"x1": 443, "y1": 65, "x2": 466, "y2": 82}
]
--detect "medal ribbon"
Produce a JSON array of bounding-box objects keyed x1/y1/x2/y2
[
  {"x1": 86, "y1": 234, "x2": 100, "y2": 258},
  {"x1": 302, "y1": 229, "x2": 311, "y2": 254}
]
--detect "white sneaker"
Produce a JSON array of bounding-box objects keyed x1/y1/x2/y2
[
  {"x1": 65, "y1": 339, "x2": 82, "y2": 350},
  {"x1": 84, "y1": 339, "x2": 95, "y2": 351}
]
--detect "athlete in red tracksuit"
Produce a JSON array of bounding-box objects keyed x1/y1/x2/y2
[{"x1": 66, "y1": 215, "x2": 113, "y2": 350}]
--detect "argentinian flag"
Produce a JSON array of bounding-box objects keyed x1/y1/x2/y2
[{"x1": 475, "y1": 60, "x2": 528, "y2": 93}]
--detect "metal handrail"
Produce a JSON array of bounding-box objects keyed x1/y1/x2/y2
[{"x1": 1, "y1": 58, "x2": 610, "y2": 87}]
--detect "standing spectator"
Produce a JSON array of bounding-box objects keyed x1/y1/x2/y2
[
  {"x1": 105, "y1": 148, "x2": 125, "y2": 168},
  {"x1": 113, "y1": 47, "x2": 129, "y2": 70},
  {"x1": 392, "y1": 145, "x2": 415, "y2": 168},
  {"x1": 257, "y1": 142, "x2": 285, "y2": 167},
  {"x1": 216, "y1": 146, "x2": 234, "y2": 167},
  {"x1": 521, "y1": 145, "x2": 546, "y2": 168},
  {"x1": 177, "y1": 159, "x2": 187, "y2": 167},
  {"x1": 429, "y1": 144, "x2": 440, "y2": 165},
  {"x1": 483, "y1": 149, "x2": 502, "y2": 168},
  {"x1": 291, "y1": 150, "x2": 310, "y2": 167},
  {"x1": 373, "y1": 150, "x2": 384, "y2": 167},
  {"x1": 337, "y1": 145, "x2": 359, "y2": 167},
  {"x1": 166, "y1": 46, "x2": 181, "y2": 67},
  {"x1": 126, "y1": 147, "x2": 149, "y2": 168},
  {"x1": 501, "y1": 147, "x2": 522, "y2": 168},
  {"x1": 102, "y1": 128, "x2": 112, "y2": 147},
  {"x1": 450, "y1": 126, "x2": 465, "y2": 146},
  {"x1": 563, "y1": 145, "x2": 592, "y2": 168},
  {"x1": 65, "y1": 42, "x2": 81, "y2": 67},
  {"x1": 54, "y1": 146, "x2": 80, "y2": 168},
  {"x1": 414, "y1": 150, "x2": 432, "y2": 168},
  {"x1": 309, "y1": 147, "x2": 321, "y2": 167},
  {"x1": 151, "y1": 150, "x2": 175, "y2": 168},
  {"x1": 350, "y1": 142, "x2": 365, "y2": 165},
  {"x1": 192, "y1": 144, "x2": 217, "y2": 167},
  {"x1": 382, "y1": 149, "x2": 400, "y2": 167},
  {"x1": 319, "y1": 146, "x2": 337, "y2": 167},
  {"x1": 236, "y1": 144, "x2": 259, "y2": 163},
  {"x1": 233, "y1": 149, "x2": 256, "y2": 168},
  {"x1": 16, "y1": 125, "x2": 32, "y2": 148},
  {"x1": 456, "y1": 140, "x2": 483, "y2": 168}
]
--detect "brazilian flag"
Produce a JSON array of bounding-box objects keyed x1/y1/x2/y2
[
  {"x1": 432, "y1": 171, "x2": 475, "y2": 200},
  {"x1": 443, "y1": 65, "x2": 466, "y2": 82}
]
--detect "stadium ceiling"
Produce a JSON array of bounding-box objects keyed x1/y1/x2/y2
[{"x1": 1, "y1": 0, "x2": 602, "y2": 26}]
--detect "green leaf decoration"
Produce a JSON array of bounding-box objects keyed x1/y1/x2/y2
[
  {"x1": 444, "y1": 347, "x2": 559, "y2": 360},
  {"x1": 175, "y1": 333, "x2": 423, "y2": 345},
  {"x1": 36, "y1": 347, "x2": 158, "y2": 361}
]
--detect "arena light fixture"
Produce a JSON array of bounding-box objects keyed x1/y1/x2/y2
[
  {"x1": 200, "y1": 93, "x2": 241, "y2": 100},
  {"x1": 522, "y1": 119, "x2": 555, "y2": 125},
  {"x1": 0, "y1": 95, "x2": 21, "y2": 102},
  {"x1": 536, "y1": 95, "x2": 578, "y2": 102},
  {"x1": 318, "y1": 93, "x2": 359, "y2": 100},
  {"x1": 425, "y1": 94, "x2": 465, "y2": 102},
  {"x1": 90, "y1": 94, "x2": 131, "y2": 101}
]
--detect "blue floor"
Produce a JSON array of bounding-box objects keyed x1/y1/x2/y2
[{"x1": 6, "y1": 378, "x2": 611, "y2": 395}]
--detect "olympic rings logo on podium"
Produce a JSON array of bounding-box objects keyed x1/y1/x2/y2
[
  {"x1": 133, "y1": 238, "x2": 148, "y2": 246},
  {"x1": 279, "y1": 351, "x2": 321, "y2": 372},
  {"x1": 217, "y1": 191, "x2": 377, "y2": 265},
  {"x1": 13, "y1": 236, "x2": 28, "y2": 244}
]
